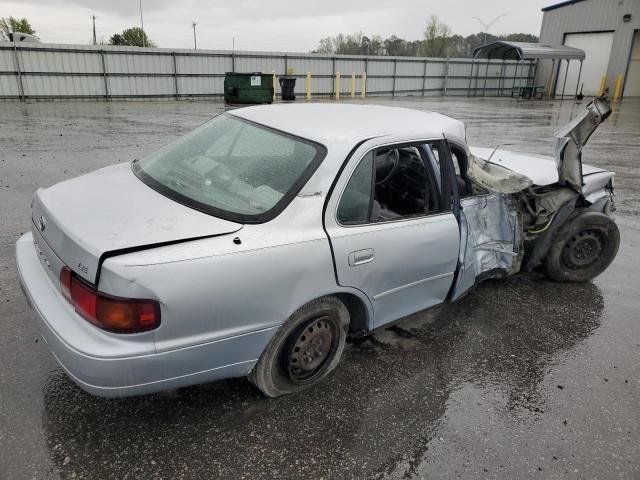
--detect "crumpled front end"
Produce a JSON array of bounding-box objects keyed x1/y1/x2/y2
[{"x1": 460, "y1": 96, "x2": 615, "y2": 283}]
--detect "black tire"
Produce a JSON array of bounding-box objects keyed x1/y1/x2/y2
[
  {"x1": 544, "y1": 211, "x2": 620, "y2": 282},
  {"x1": 248, "y1": 296, "x2": 350, "y2": 398}
]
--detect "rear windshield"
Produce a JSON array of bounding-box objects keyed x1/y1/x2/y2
[{"x1": 133, "y1": 114, "x2": 326, "y2": 223}]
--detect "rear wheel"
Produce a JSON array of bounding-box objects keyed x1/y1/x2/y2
[
  {"x1": 544, "y1": 211, "x2": 620, "y2": 282},
  {"x1": 248, "y1": 296, "x2": 349, "y2": 398}
]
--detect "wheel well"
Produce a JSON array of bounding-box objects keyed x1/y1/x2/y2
[{"x1": 334, "y1": 293, "x2": 370, "y2": 336}]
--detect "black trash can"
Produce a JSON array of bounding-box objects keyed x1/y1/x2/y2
[{"x1": 279, "y1": 77, "x2": 296, "y2": 101}]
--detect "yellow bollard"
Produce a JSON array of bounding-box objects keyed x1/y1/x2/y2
[
  {"x1": 272, "y1": 70, "x2": 276, "y2": 103},
  {"x1": 306, "y1": 71, "x2": 311, "y2": 101},
  {"x1": 546, "y1": 61, "x2": 555, "y2": 100},
  {"x1": 361, "y1": 72, "x2": 367, "y2": 99},
  {"x1": 613, "y1": 74, "x2": 624, "y2": 100},
  {"x1": 335, "y1": 72, "x2": 341, "y2": 100},
  {"x1": 598, "y1": 75, "x2": 607, "y2": 97},
  {"x1": 351, "y1": 72, "x2": 356, "y2": 98}
]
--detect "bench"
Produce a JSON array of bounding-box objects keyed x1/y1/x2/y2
[{"x1": 511, "y1": 85, "x2": 544, "y2": 100}]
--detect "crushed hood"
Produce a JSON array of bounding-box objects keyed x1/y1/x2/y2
[
  {"x1": 32, "y1": 163, "x2": 242, "y2": 284},
  {"x1": 466, "y1": 152, "x2": 533, "y2": 194},
  {"x1": 468, "y1": 96, "x2": 611, "y2": 194},
  {"x1": 469, "y1": 147, "x2": 607, "y2": 188}
]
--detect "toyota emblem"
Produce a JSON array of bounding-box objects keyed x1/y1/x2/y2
[{"x1": 38, "y1": 216, "x2": 46, "y2": 232}]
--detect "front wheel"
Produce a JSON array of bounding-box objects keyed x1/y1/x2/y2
[
  {"x1": 544, "y1": 211, "x2": 620, "y2": 282},
  {"x1": 248, "y1": 296, "x2": 350, "y2": 398}
]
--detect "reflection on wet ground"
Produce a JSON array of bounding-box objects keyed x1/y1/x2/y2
[
  {"x1": 0, "y1": 97, "x2": 638, "y2": 479},
  {"x1": 39, "y1": 277, "x2": 603, "y2": 479}
]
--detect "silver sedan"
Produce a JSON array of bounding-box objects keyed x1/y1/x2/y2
[{"x1": 16, "y1": 98, "x2": 619, "y2": 398}]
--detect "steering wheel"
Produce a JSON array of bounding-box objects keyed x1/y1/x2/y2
[{"x1": 375, "y1": 149, "x2": 400, "y2": 185}]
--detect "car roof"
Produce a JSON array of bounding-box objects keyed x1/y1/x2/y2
[{"x1": 228, "y1": 103, "x2": 466, "y2": 148}]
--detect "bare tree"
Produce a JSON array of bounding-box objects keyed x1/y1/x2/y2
[
  {"x1": 420, "y1": 15, "x2": 451, "y2": 57},
  {"x1": 316, "y1": 37, "x2": 334, "y2": 54}
]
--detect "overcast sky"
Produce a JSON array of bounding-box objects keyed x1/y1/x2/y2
[{"x1": 3, "y1": 0, "x2": 554, "y2": 51}]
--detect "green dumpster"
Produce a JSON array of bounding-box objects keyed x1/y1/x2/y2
[{"x1": 224, "y1": 72, "x2": 273, "y2": 104}]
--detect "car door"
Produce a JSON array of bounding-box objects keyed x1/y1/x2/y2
[{"x1": 324, "y1": 138, "x2": 460, "y2": 329}]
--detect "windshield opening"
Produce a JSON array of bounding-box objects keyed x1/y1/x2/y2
[{"x1": 132, "y1": 114, "x2": 326, "y2": 223}]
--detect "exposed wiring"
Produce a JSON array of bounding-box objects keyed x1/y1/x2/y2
[{"x1": 528, "y1": 213, "x2": 556, "y2": 234}]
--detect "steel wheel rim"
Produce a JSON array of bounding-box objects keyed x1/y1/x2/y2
[
  {"x1": 283, "y1": 315, "x2": 339, "y2": 385},
  {"x1": 562, "y1": 229, "x2": 604, "y2": 269}
]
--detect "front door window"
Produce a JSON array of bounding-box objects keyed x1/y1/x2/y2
[{"x1": 337, "y1": 144, "x2": 441, "y2": 225}]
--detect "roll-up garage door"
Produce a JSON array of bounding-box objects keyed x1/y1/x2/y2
[
  {"x1": 556, "y1": 32, "x2": 614, "y2": 97},
  {"x1": 623, "y1": 31, "x2": 640, "y2": 98}
]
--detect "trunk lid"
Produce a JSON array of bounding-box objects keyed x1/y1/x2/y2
[{"x1": 32, "y1": 163, "x2": 242, "y2": 284}]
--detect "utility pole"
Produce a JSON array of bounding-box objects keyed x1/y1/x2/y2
[
  {"x1": 472, "y1": 14, "x2": 506, "y2": 45},
  {"x1": 192, "y1": 22, "x2": 197, "y2": 50},
  {"x1": 91, "y1": 15, "x2": 97, "y2": 45},
  {"x1": 139, "y1": 0, "x2": 145, "y2": 47}
]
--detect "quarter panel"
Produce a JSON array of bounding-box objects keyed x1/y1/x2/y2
[{"x1": 100, "y1": 196, "x2": 347, "y2": 353}]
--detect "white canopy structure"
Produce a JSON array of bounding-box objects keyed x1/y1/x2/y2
[
  {"x1": 468, "y1": 41, "x2": 586, "y2": 99},
  {"x1": 473, "y1": 41, "x2": 585, "y2": 61}
]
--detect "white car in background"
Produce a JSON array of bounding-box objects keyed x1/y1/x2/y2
[{"x1": 2, "y1": 32, "x2": 40, "y2": 43}]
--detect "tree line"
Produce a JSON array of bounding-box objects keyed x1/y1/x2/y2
[
  {"x1": 2, "y1": 14, "x2": 536, "y2": 56},
  {"x1": 0, "y1": 16, "x2": 157, "y2": 47},
  {"x1": 314, "y1": 16, "x2": 538, "y2": 57}
]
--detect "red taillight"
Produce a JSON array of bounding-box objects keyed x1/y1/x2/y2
[
  {"x1": 59, "y1": 266, "x2": 160, "y2": 333},
  {"x1": 60, "y1": 265, "x2": 72, "y2": 302}
]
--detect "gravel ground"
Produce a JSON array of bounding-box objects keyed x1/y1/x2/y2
[{"x1": 0, "y1": 96, "x2": 638, "y2": 480}]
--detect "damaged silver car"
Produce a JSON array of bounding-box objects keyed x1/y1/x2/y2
[{"x1": 16, "y1": 97, "x2": 619, "y2": 398}]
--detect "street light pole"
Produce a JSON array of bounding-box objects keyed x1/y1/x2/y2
[
  {"x1": 472, "y1": 14, "x2": 507, "y2": 45},
  {"x1": 91, "y1": 15, "x2": 97, "y2": 45},
  {"x1": 139, "y1": 0, "x2": 145, "y2": 47},
  {"x1": 192, "y1": 22, "x2": 197, "y2": 50}
]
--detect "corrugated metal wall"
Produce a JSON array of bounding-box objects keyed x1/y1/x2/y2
[
  {"x1": 538, "y1": 0, "x2": 640, "y2": 97},
  {"x1": 0, "y1": 43, "x2": 534, "y2": 101}
]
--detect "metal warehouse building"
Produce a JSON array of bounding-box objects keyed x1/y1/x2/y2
[{"x1": 537, "y1": 0, "x2": 640, "y2": 98}]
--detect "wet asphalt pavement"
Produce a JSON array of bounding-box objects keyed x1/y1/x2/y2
[{"x1": 0, "y1": 96, "x2": 638, "y2": 479}]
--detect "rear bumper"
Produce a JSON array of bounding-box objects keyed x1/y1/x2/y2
[{"x1": 16, "y1": 232, "x2": 275, "y2": 397}]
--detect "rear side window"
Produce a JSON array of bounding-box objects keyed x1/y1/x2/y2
[{"x1": 337, "y1": 152, "x2": 374, "y2": 225}]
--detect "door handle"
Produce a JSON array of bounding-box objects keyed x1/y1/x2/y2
[{"x1": 348, "y1": 248, "x2": 374, "y2": 266}]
